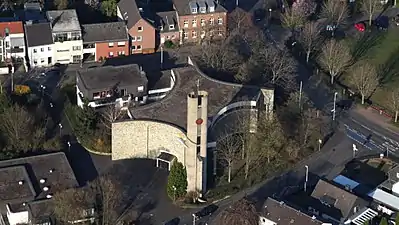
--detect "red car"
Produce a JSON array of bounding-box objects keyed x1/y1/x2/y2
[{"x1": 355, "y1": 22, "x2": 366, "y2": 32}]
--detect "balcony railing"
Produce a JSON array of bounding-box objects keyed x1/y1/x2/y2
[{"x1": 83, "y1": 44, "x2": 95, "y2": 49}]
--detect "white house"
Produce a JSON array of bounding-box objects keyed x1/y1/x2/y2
[
  {"x1": 0, "y1": 21, "x2": 26, "y2": 63},
  {"x1": 24, "y1": 22, "x2": 54, "y2": 68},
  {"x1": 46, "y1": 9, "x2": 83, "y2": 64}
]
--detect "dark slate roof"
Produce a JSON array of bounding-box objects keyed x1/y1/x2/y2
[
  {"x1": 82, "y1": 22, "x2": 128, "y2": 43},
  {"x1": 77, "y1": 64, "x2": 148, "y2": 91},
  {"x1": 261, "y1": 198, "x2": 323, "y2": 225},
  {"x1": 24, "y1": 22, "x2": 53, "y2": 47},
  {"x1": 0, "y1": 152, "x2": 78, "y2": 202},
  {"x1": 117, "y1": 0, "x2": 142, "y2": 29},
  {"x1": 155, "y1": 11, "x2": 179, "y2": 33},
  {"x1": 130, "y1": 65, "x2": 261, "y2": 130},
  {"x1": 0, "y1": 166, "x2": 35, "y2": 203},
  {"x1": 172, "y1": 0, "x2": 226, "y2": 16},
  {"x1": 310, "y1": 180, "x2": 369, "y2": 220}
]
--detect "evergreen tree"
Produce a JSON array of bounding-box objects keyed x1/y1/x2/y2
[{"x1": 167, "y1": 161, "x2": 188, "y2": 200}]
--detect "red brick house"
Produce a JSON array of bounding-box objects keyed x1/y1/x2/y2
[
  {"x1": 156, "y1": 11, "x2": 180, "y2": 45},
  {"x1": 82, "y1": 22, "x2": 129, "y2": 62},
  {"x1": 117, "y1": 0, "x2": 156, "y2": 54}
]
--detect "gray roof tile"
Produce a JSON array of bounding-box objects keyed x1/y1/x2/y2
[
  {"x1": 172, "y1": 0, "x2": 226, "y2": 16},
  {"x1": 25, "y1": 22, "x2": 53, "y2": 47},
  {"x1": 82, "y1": 22, "x2": 128, "y2": 43},
  {"x1": 46, "y1": 9, "x2": 81, "y2": 32},
  {"x1": 117, "y1": 0, "x2": 142, "y2": 29}
]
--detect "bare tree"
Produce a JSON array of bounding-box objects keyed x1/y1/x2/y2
[
  {"x1": 281, "y1": 7, "x2": 306, "y2": 32},
  {"x1": 54, "y1": 187, "x2": 95, "y2": 224},
  {"x1": 256, "y1": 114, "x2": 285, "y2": 163},
  {"x1": 255, "y1": 46, "x2": 297, "y2": 87},
  {"x1": 298, "y1": 22, "x2": 323, "y2": 63},
  {"x1": 228, "y1": 7, "x2": 254, "y2": 37},
  {"x1": 101, "y1": 105, "x2": 123, "y2": 133},
  {"x1": 216, "y1": 198, "x2": 259, "y2": 225},
  {"x1": 320, "y1": 0, "x2": 349, "y2": 35},
  {"x1": 318, "y1": 40, "x2": 352, "y2": 84},
  {"x1": 54, "y1": 175, "x2": 123, "y2": 225},
  {"x1": 362, "y1": 0, "x2": 382, "y2": 26},
  {"x1": 349, "y1": 62, "x2": 379, "y2": 104},
  {"x1": 217, "y1": 134, "x2": 240, "y2": 183},
  {"x1": 387, "y1": 88, "x2": 399, "y2": 122}
]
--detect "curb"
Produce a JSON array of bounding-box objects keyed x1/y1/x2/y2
[{"x1": 64, "y1": 111, "x2": 112, "y2": 156}]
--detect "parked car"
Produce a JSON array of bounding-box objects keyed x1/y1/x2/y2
[
  {"x1": 194, "y1": 204, "x2": 219, "y2": 218},
  {"x1": 354, "y1": 22, "x2": 366, "y2": 32}
]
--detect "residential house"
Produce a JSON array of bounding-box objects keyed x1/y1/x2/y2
[
  {"x1": 172, "y1": 0, "x2": 227, "y2": 42},
  {"x1": 286, "y1": 179, "x2": 370, "y2": 224},
  {"x1": 82, "y1": 21, "x2": 129, "y2": 62},
  {"x1": 24, "y1": 22, "x2": 54, "y2": 68},
  {"x1": 259, "y1": 197, "x2": 328, "y2": 225},
  {"x1": 22, "y1": 2, "x2": 46, "y2": 22},
  {"x1": 117, "y1": 0, "x2": 156, "y2": 54},
  {"x1": 0, "y1": 152, "x2": 95, "y2": 225},
  {"x1": 46, "y1": 9, "x2": 83, "y2": 64},
  {"x1": 76, "y1": 64, "x2": 148, "y2": 108},
  {"x1": 156, "y1": 11, "x2": 180, "y2": 45},
  {"x1": 0, "y1": 21, "x2": 25, "y2": 63}
]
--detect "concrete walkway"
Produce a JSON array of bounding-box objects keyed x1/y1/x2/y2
[{"x1": 354, "y1": 106, "x2": 399, "y2": 136}]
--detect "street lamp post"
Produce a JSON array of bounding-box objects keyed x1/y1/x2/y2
[
  {"x1": 269, "y1": 8, "x2": 272, "y2": 20},
  {"x1": 192, "y1": 214, "x2": 196, "y2": 225},
  {"x1": 332, "y1": 92, "x2": 338, "y2": 121},
  {"x1": 50, "y1": 102, "x2": 53, "y2": 108},
  {"x1": 318, "y1": 139, "x2": 322, "y2": 151},
  {"x1": 304, "y1": 165, "x2": 309, "y2": 192},
  {"x1": 67, "y1": 141, "x2": 71, "y2": 152},
  {"x1": 160, "y1": 46, "x2": 164, "y2": 68},
  {"x1": 58, "y1": 123, "x2": 63, "y2": 137},
  {"x1": 172, "y1": 185, "x2": 177, "y2": 202},
  {"x1": 40, "y1": 85, "x2": 46, "y2": 97},
  {"x1": 298, "y1": 81, "x2": 303, "y2": 109}
]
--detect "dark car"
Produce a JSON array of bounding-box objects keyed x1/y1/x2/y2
[
  {"x1": 194, "y1": 204, "x2": 219, "y2": 218},
  {"x1": 336, "y1": 99, "x2": 353, "y2": 110},
  {"x1": 164, "y1": 217, "x2": 180, "y2": 225}
]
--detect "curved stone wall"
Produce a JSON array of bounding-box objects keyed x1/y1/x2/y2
[{"x1": 112, "y1": 120, "x2": 187, "y2": 165}]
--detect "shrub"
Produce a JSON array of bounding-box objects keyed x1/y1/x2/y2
[
  {"x1": 164, "y1": 40, "x2": 175, "y2": 49},
  {"x1": 14, "y1": 85, "x2": 31, "y2": 96},
  {"x1": 167, "y1": 160, "x2": 188, "y2": 200}
]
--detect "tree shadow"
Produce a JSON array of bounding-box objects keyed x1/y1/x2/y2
[
  {"x1": 350, "y1": 31, "x2": 385, "y2": 63},
  {"x1": 378, "y1": 47, "x2": 399, "y2": 86}
]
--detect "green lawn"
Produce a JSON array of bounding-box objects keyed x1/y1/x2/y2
[{"x1": 345, "y1": 28, "x2": 399, "y2": 110}]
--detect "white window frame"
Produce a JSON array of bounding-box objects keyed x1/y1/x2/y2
[
  {"x1": 200, "y1": 19, "x2": 205, "y2": 26},
  {"x1": 108, "y1": 42, "x2": 114, "y2": 47},
  {"x1": 40, "y1": 47, "x2": 44, "y2": 52},
  {"x1": 138, "y1": 26, "x2": 143, "y2": 32},
  {"x1": 109, "y1": 51, "x2": 113, "y2": 57},
  {"x1": 137, "y1": 45, "x2": 142, "y2": 50},
  {"x1": 117, "y1": 41, "x2": 125, "y2": 46},
  {"x1": 169, "y1": 24, "x2": 175, "y2": 30},
  {"x1": 183, "y1": 32, "x2": 188, "y2": 39},
  {"x1": 192, "y1": 30, "x2": 197, "y2": 38},
  {"x1": 200, "y1": 7, "x2": 206, "y2": 13},
  {"x1": 210, "y1": 18, "x2": 214, "y2": 25},
  {"x1": 132, "y1": 36, "x2": 136, "y2": 42},
  {"x1": 184, "y1": 20, "x2": 188, "y2": 28},
  {"x1": 138, "y1": 86, "x2": 144, "y2": 92},
  {"x1": 33, "y1": 48, "x2": 37, "y2": 53},
  {"x1": 192, "y1": 19, "x2": 197, "y2": 27},
  {"x1": 218, "y1": 18, "x2": 223, "y2": 25},
  {"x1": 191, "y1": 8, "x2": 197, "y2": 13},
  {"x1": 137, "y1": 36, "x2": 142, "y2": 41}
]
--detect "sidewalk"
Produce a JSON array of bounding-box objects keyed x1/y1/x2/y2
[{"x1": 353, "y1": 106, "x2": 399, "y2": 135}]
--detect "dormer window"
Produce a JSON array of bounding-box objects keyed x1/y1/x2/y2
[
  {"x1": 169, "y1": 24, "x2": 175, "y2": 30},
  {"x1": 207, "y1": 0, "x2": 215, "y2": 12},
  {"x1": 200, "y1": 7, "x2": 206, "y2": 13},
  {"x1": 189, "y1": 1, "x2": 198, "y2": 14},
  {"x1": 159, "y1": 26, "x2": 163, "y2": 31},
  {"x1": 4, "y1": 28, "x2": 9, "y2": 36}
]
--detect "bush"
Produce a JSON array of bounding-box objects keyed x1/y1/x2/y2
[
  {"x1": 164, "y1": 40, "x2": 175, "y2": 49},
  {"x1": 14, "y1": 85, "x2": 31, "y2": 96},
  {"x1": 167, "y1": 161, "x2": 188, "y2": 200}
]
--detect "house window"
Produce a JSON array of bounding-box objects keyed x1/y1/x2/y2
[
  {"x1": 183, "y1": 31, "x2": 188, "y2": 39},
  {"x1": 33, "y1": 48, "x2": 37, "y2": 53},
  {"x1": 120, "y1": 88, "x2": 127, "y2": 96},
  {"x1": 108, "y1": 42, "x2": 114, "y2": 47},
  {"x1": 117, "y1": 42, "x2": 125, "y2": 46},
  {"x1": 218, "y1": 28, "x2": 223, "y2": 36},
  {"x1": 192, "y1": 30, "x2": 197, "y2": 38},
  {"x1": 109, "y1": 52, "x2": 113, "y2": 57},
  {"x1": 138, "y1": 26, "x2": 143, "y2": 32},
  {"x1": 137, "y1": 36, "x2": 142, "y2": 41},
  {"x1": 218, "y1": 18, "x2": 223, "y2": 25},
  {"x1": 73, "y1": 46, "x2": 81, "y2": 51},
  {"x1": 200, "y1": 19, "x2": 205, "y2": 26},
  {"x1": 132, "y1": 45, "x2": 136, "y2": 50},
  {"x1": 132, "y1": 36, "x2": 136, "y2": 42},
  {"x1": 5, "y1": 41, "x2": 9, "y2": 48},
  {"x1": 210, "y1": 18, "x2": 214, "y2": 25},
  {"x1": 137, "y1": 45, "x2": 142, "y2": 50},
  {"x1": 40, "y1": 47, "x2": 44, "y2": 52},
  {"x1": 48, "y1": 46, "x2": 51, "y2": 51},
  {"x1": 200, "y1": 7, "x2": 206, "y2": 13},
  {"x1": 200, "y1": 30, "x2": 205, "y2": 38},
  {"x1": 159, "y1": 26, "x2": 163, "y2": 31},
  {"x1": 169, "y1": 24, "x2": 175, "y2": 30},
  {"x1": 138, "y1": 86, "x2": 144, "y2": 92},
  {"x1": 93, "y1": 92, "x2": 100, "y2": 99},
  {"x1": 191, "y1": 7, "x2": 197, "y2": 13},
  {"x1": 41, "y1": 58, "x2": 45, "y2": 63},
  {"x1": 171, "y1": 35, "x2": 176, "y2": 39},
  {"x1": 33, "y1": 59, "x2": 37, "y2": 64},
  {"x1": 166, "y1": 36, "x2": 170, "y2": 39},
  {"x1": 184, "y1": 20, "x2": 188, "y2": 28},
  {"x1": 192, "y1": 19, "x2": 197, "y2": 27}
]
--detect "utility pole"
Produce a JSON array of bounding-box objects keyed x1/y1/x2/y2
[
  {"x1": 318, "y1": 139, "x2": 322, "y2": 151},
  {"x1": 160, "y1": 46, "x2": 163, "y2": 69},
  {"x1": 11, "y1": 72, "x2": 13, "y2": 92},
  {"x1": 352, "y1": 144, "x2": 358, "y2": 158},
  {"x1": 192, "y1": 214, "x2": 196, "y2": 225}
]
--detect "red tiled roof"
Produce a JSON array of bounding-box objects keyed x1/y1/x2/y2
[{"x1": 0, "y1": 21, "x2": 24, "y2": 36}]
